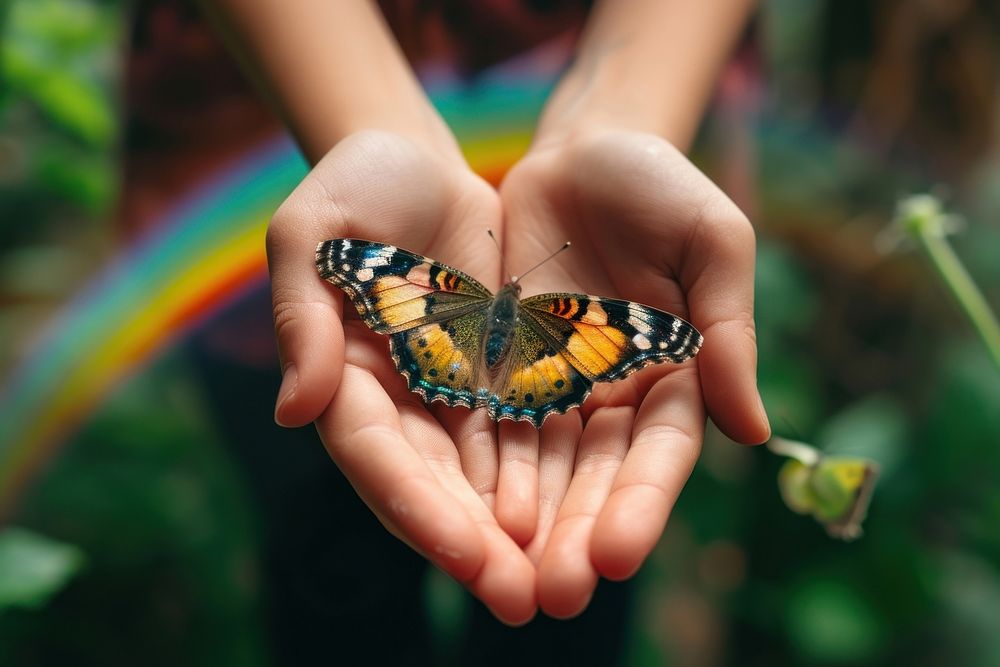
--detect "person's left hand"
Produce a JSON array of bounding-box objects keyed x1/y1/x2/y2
[{"x1": 496, "y1": 128, "x2": 770, "y2": 618}]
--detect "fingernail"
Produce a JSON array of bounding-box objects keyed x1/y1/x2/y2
[
  {"x1": 274, "y1": 365, "x2": 298, "y2": 427},
  {"x1": 755, "y1": 391, "x2": 772, "y2": 444}
]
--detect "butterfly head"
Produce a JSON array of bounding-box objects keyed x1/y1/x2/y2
[{"x1": 499, "y1": 280, "x2": 523, "y2": 297}]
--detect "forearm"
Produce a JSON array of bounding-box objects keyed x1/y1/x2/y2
[
  {"x1": 535, "y1": 0, "x2": 755, "y2": 151},
  {"x1": 200, "y1": 0, "x2": 462, "y2": 165}
]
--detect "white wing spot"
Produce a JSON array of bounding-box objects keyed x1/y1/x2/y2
[
  {"x1": 341, "y1": 263, "x2": 351, "y2": 272},
  {"x1": 355, "y1": 267, "x2": 375, "y2": 282},
  {"x1": 632, "y1": 333, "x2": 652, "y2": 350},
  {"x1": 628, "y1": 313, "x2": 653, "y2": 335},
  {"x1": 364, "y1": 255, "x2": 391, "y2": 267}
]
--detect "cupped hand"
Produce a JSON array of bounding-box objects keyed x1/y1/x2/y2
[
  {"x1": 266, "y1": 130, "x2": 537, "y2": 624},
  {"x1": 498, "y1": 129, "x2": 771, "y2": 618}
]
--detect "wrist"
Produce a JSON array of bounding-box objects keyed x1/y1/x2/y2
[
  {"x1": 202, "y1": 0, "x2": 465, "y2": 167},
  {"x1": 319, "y1": 93, "x2": 466, "y2": 169},
  {"x1": 532, "y1": 49, "x2": 706, "y2": 153},
  {"x1": 531, "y1": 0, "x2": 755, "y2": 154}
]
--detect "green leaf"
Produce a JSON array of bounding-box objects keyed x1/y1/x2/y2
[
  {"x1": 0, "y1": 527, "x2": 85, "y2": 611},
  {"x1": 2, "y1": 46, "x2": 116, "y2": 146},
  {"x1": 1, "y1": 0, "x2": 120, "y2": 146}
]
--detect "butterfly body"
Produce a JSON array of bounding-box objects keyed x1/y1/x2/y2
[
  {"x1": 317, "y1": 238, "x2": 702, "y2": 428},
  {"x1": 483, "y1": 283, "x2": 521, "y2": 370}
]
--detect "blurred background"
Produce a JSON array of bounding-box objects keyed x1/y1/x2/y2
[{"x1": 2, "y1": 0, "x2": 999, "y2": 664}]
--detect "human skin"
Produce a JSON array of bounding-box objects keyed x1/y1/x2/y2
[{"x1": 204, "y1": 0, "x2": 768, "y2": 624}]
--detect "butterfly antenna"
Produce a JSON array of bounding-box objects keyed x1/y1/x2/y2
[
  {"x1": 487, "y1": 229, "x2": 513, "y2": 283},
  {"x1": 512, "y1": 241, "x2": 571, "y2": 283}
]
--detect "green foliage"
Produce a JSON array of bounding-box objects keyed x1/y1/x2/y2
[
  {"x1": 0, "y1": 0, "x2": 120, "y2": 232},
  {"x1": 423, "y1": 567, "x2": 470, "y2": 664},
  {"x1": 755, "y1": 240, "x2": 824, "y2": 432},
  {"x1": 817, "y1": 396, "x2": 907, "y2": 481},
  {"x1": 0, "y1": 0, "x2": 121, "y2": 380},
  {"x1": 0, "y1": 528, "x2": 85, "y2": 611},
  {"x1": 1, "y1": 0, "x2": 119, "y2": 147},
  {"x1": 786, "y1": 577, "x2": 886, "y2": 663},
  {"x1": 2, "y1": 356, "x2": 266, "y2": 665}
]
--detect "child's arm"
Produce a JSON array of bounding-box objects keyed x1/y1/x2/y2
[
  {"x1": 200, "y1": 0, "x2": 463, "y2": 165},
  {"x1": 536, "y1": 0, "x2": 756, "y2": 151}
]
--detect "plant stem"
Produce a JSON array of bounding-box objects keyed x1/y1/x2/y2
[
  {"x1": 766, "y1": 437, "x2": 821, "y2": 466},
  {"x1": 895, "y1": 195, "x2": 1000, "y2": 372},
  {"x1": 917, "y1": 228, "x2": 1000, "y2": 371}
]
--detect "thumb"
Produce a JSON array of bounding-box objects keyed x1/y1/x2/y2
[{"x1": 266, "y1": 199, "x2": 346, "y2": 428}]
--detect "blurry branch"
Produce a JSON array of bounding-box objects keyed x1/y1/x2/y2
[
  {"x1": 887, "y1": 194, "x2": 1000, "y2": 371},
  {"x1": 767, "y1": 437, "x2": 880, "y2": 541}
]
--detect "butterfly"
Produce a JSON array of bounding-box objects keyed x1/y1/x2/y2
[{"x1": 316, "y1": 238, "x2": 703, "y2": 428}]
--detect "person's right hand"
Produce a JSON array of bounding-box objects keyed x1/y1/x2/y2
[{"x1": 265, "y1": 130, "x2": 537, "y2": 624}]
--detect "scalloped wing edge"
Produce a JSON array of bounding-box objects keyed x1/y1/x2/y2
[{"x1": 389, "y1": 337, "x2": 589, "y2": 428}]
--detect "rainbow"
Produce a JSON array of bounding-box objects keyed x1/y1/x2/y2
[{"x1": 0, "y1": 71, "x2": 556, "y2": 513}]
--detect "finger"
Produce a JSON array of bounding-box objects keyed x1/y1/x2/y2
[
  {"x1": 435, "y1": 407, "x2": 500, "y2": 513},
  {"x1": 591, "y1": 367, "x2": 705, "y2": 580},
  {"x1": 681, "y1": 205, "x2": 770, "y2": 445},
  {"x1": 267, "y1": 185, "x2": 348, "y2": 427},
  {"x1": 398, "y1": 403, "x2": 536, "y2": 625},
  {"x1": 524, "y1": 412, "x2": 582, "y2": 564},
  {"x1": 316, "y1": 364, "x2": 485, "y2": 583},
  {"x1": 537, "y1": 406, "x2": 633, "y2": 619},
  {"x1": 495, "y1": 420, "x2": 540, "y2": 545},
  {"x1": 473, "y1": 523, "x2": 538, "y2": 626}
]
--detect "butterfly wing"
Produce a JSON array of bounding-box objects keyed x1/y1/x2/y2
[
  {"x1": 318, "y1": 238, "x2": 500, "y2": 410},
  {"x1": 483, "y1": 293, "x2": 700, "y2": 427},
  {"x1": 316, "y1": 238, "x2": 492, "y2": 333},
  {"x1": 486, "y1": 316, "x2": 593, "y2": 426},
  {"x1": 389, "y1": 311, "x2": 490, "y2": 410},
  {"x1": 519, "y1": 293, "x2": 703, "y2": 382}
]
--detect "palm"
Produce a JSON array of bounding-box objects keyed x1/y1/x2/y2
[
  {"x1": 269, "y1": 131, "x2": 536, "y2": 623},
  {"x1": 498, "y1": 130, "x2": 760, "y2": 616}
]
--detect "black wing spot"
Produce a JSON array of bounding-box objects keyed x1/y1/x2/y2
[
  {"x1": 418, "y1": 338, "x2": 427, "y2": 347},
  {"x1": 524, "y1": 393, "x2": 534, "y2": 403},
  {"x1": 554, "y1": 379, "x2": 565, "y2": 389},
  {"x1": 428, "y1": 368, "x2": 438, "y2": 377},
  {"x1": 423, "y1": 351, "x2": 433, "y2": 359},
  {"x1": 447, "y1": 372, "x2": 455, "y2": 381}
]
